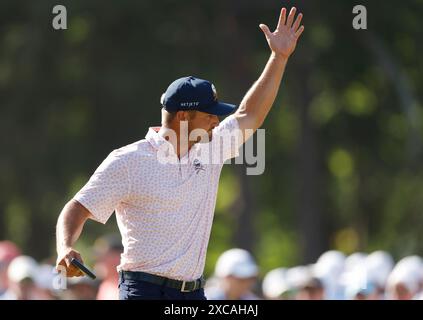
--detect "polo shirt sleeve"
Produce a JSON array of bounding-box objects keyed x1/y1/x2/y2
[
  {"x1": 73, "y1": 150, "x2": 130, "y2": 224},
  {"x1": 210, "y1": 114, "x2": 243, "y2": 163}
]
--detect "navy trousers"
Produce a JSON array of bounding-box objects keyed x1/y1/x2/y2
[{"x1": 118, "y1": 273, "x2": 207, "y2": 300}]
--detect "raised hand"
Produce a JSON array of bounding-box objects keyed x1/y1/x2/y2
[
  {"x1": 56, "y1": 247, "x2": 84, "y2": 277},
  {"x1": 259, "y1": 7, "x2": 304, "y2": 59}
]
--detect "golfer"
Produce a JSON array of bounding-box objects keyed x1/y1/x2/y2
[{"x1": 55, "y1": 7, "x2": 304, "y2": 300}]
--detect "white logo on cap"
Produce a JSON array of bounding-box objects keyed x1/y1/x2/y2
[
  {"x1": 211, "y1": 84, "x2": 218, "y2": 101},
  {"x1": 180, "y1": 102, "x2": 200, "y2": 107}
]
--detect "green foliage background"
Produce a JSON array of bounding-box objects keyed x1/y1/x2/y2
[{"x1": 0, "y1": 0, "x2": 422, "y2": 278}]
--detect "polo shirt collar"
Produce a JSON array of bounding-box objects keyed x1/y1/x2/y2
[
  {"x1": 145, "y1": 127, "x2": 169, "y2": 150},
  {"x1": 145, "y1": 127, "x2": 200, "y2": 163}
]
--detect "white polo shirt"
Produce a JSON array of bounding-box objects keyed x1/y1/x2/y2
[{"x1": 74, "y1": 115, "x2": 242, "y2": 281}]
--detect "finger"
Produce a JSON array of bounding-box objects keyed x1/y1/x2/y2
[
  {"x1": 292, "y1": 13, "x2": 303, "y2": 32},
  {"x1": 56, "y1": 257, "x2": 68, "y2": 271},
  {"x1": 68, "y1": 270, "x2": 81, "y2": 277},
  {"x1": 56, "y1": 260, "x2": 67, "y2": 273},
  {"x1": 55, "y1": 262, "x2": 64, "y2": 273},
  {"x1": 76, "y1": 270, "x2": 84, "y2": 277},
  {"x1": 295, "y1": 25, "x2": 305, "y2": 38},
  {"x1": 73, "y1": 253, "x2": 83, "y2": 264},
  {"x1": 67, "y1": 270, "x2": 77, "y2": 277},
  {"x1": 65, "y1": 251, "x2": 83, "y2": 266},
  {"x1": 64, "y1": 256, "x2": 72, "y2": 268},
  {"x1": 286, "y1": 7, "x2": 297, "y2": 28},
  {"x1": 259, "y1": 24, "x2": 272, "y2": 38},
  {"x1": 277, "y1": 7, "x2": 287, "y2": 29},
  {"x1": 67, "y1": 264, "x2": 80, "y2": 277}
]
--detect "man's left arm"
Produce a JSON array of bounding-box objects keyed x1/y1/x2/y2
[{"x1": 234, "y1": 7, "x2": 304, "y2": 142}]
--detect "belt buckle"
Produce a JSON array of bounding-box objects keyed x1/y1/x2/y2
[{"x1": 181, "y1": 280, "x2": 190, "y2": 292}]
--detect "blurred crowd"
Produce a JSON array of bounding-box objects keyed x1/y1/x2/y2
[
  {"x1": 1, "y1": 237, "x2": 423, "y2": 300},
  {"x1": 0, "y1": 235, "x2": 122, "y2": 300},
  {"x1": 205, "y1": 248, "x2": 423, "y2": 300}
]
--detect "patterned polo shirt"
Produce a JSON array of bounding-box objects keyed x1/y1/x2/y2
[{"x1": 74, "y1": 115, "x2": 242, "y2": 281}]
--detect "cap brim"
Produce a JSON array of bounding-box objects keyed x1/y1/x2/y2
[{"x1": 200, "y1": 102, "x2": 237, "y2": 116}]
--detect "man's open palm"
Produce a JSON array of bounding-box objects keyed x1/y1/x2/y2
[{"x1": 260, "y1": 7, "x2": 304, "y2": 59}]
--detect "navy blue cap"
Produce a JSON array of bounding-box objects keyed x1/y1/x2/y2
[{"x1": 160, "y1": 76, "x2": 237, "y2": 116}]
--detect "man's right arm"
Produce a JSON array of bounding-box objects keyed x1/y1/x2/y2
[
  {"x1": 55, "y1": 199, "x2": 94, "y2": 277},
  {"x1": 55, "y1": 149, "x2": 130, "y2": 276},
  {"x1": 234, "y1": 7, "x2": 304, "y2": 141}
]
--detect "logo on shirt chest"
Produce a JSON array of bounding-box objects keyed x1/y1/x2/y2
[{"x1": 193, "y1": 159, "x2": 205, "y2": 174}]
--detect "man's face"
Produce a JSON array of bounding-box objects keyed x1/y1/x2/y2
[{"x1": 186, "y1": 111, "x2": 220, "y2": 143}]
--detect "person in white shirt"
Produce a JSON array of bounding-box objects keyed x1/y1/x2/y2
[{"x1": 55, "y1": 6, "x2": 304, "y2": 300}]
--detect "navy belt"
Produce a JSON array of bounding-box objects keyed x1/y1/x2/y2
[{"x1": 120, "y1": 271, "x2": 205, "y2": 293}]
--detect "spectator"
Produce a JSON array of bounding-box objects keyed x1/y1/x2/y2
[
  {"x1": 295, "y1": 274, "x2": 325, "y2": 300},
  {"x1": 344, "y1": 272, "x2": 379, "y2": 300},
  {"x1": 263, "y1": 265, "x2": 324, "y2": 300},
  {"x1": 365, "y1": 251, "x2": 394, "y2": 299},
  {"x1": 206, "y1": 248, "x2": 259, "y2": 300},
  {"x1": 284, "y1": 266, "x2": 310, "y2": 299},
  {"x1": 2, "y1": 255, "x2": 39, "y2": 300},
  {"x1": 344, "y1": 252, "x2": 368, "y2": 274},
  {"x1": 262, "y1": 268, "x2": 294, "y2": 300},
  {"x1": 313, "y1": 250, "x2": 346, "y2": 300},
  {"x1": 0, "y1": 241, "x2": 21, "y2": 296},
  {"x1": 386, "y1": 255, "x2": 423, "y2": 300}
]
